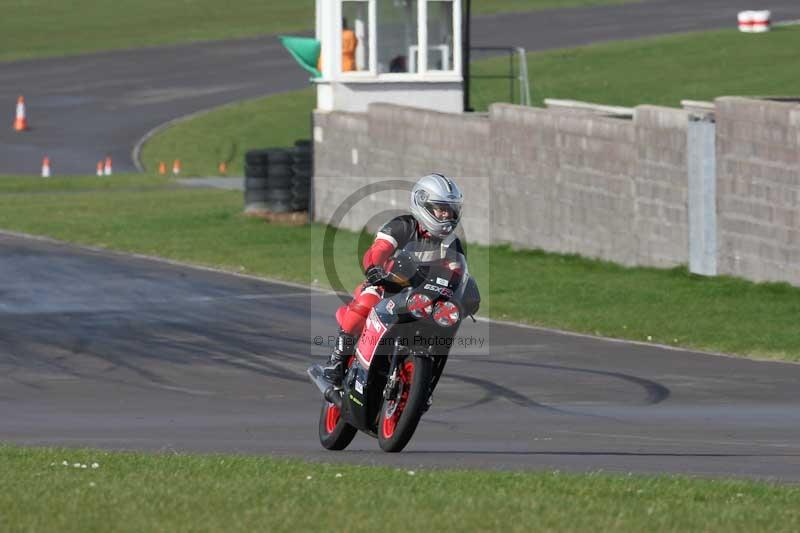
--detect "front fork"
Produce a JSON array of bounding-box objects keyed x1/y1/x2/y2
[
  {"x1": 382, "y1": 338, "x2": 438, "y2": 416},
  {"x1": 382, "y1": 339, "x2": 404, "y2": 416}
]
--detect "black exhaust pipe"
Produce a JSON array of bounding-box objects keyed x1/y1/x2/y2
[{"x1": 324, "y1": 386, "x2": 342, "y2": 409}]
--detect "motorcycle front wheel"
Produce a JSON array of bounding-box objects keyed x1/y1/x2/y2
[
  {"x1": 378, "y1": 356, "x2": 433, "y2": 453},
  {"x1": 318, "y1": 400, "x2": 357, "y2": 450}
]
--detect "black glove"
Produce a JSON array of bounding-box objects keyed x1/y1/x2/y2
[{"x1": 365, "y1": 265, "x2": 387, "y2": 286}]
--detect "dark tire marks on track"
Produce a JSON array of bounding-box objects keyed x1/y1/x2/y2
[{"x1": 2, "y1": 232, "x2": 800, "y2": 481}]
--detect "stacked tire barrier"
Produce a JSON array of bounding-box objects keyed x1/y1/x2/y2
[
  {"x1": 291, "y1": 140, "x2": 312, "y2": 212},
  {"x1": 243, "y1": 140, "x2": 311, "y2": 215}
]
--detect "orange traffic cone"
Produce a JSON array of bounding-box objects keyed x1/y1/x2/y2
[
  {"x1": 96, "y1": 161, "x2": 103, "y2": 176},
  {"x1": 41, "y1": 156, "x2": 51, "y2": 178},
  {"x1": 218, "y1": 161, "x2": 228, "y2": 176},
  {"x1": 13, "y1": 96, "x2": 28, "y2": 131},
  {"x1": 103, "y1": 156, "x2": 112, "y2": 176},
  {"x1": 158, "y1": 161, "x2": 167, "y2": 175},
  {"x1": 172, "y1": 159, "x2": 181, "y2": 175}
]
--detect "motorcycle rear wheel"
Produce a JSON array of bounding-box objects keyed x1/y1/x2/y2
[
  {"x1": 318, "y1": 400, "x2": 357, "y2": 450},
  {"x1": 378, "y1": 356, "x2": 433, "y2": 453}
]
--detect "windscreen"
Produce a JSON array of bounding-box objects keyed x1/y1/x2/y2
[{"x1": 400, "y1": 241, "x2": 468, "y2": 296}]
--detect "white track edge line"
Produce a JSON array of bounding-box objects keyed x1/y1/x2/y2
[{"x1": 131, "y1": 88, "x2": 308, "y2": 173}]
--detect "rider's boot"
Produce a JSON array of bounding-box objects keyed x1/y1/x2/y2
[{"x1": 322, "y1": 330, "x2": 356, "y2": 388}]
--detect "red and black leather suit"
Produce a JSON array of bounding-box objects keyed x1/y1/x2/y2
[{"x1": 336, "y1": 214, "x2": 464, "y2": 337}]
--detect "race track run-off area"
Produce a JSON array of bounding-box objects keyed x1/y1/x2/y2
[
  {"x1": 2, "y1": 0, "x2": 800, "y2": 175},
  {"x1": 2, "y1": 233, "x2": 800, "y2": 481}
]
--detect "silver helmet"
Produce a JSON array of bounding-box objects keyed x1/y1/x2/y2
[{"x1": 410, "y1": 173, "x2": 463, "y2": 239}]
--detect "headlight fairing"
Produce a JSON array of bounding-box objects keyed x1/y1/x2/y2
[
  {"x1": 407, "y1": 293, "x2": 434, "y2": 319},
  {"x1": 433, "y1": 301, "x2": 460, "y2": 327}
]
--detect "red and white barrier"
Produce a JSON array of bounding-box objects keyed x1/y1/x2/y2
[
  {"x1": 752, "y1": 10, "x2": 771, "y2": 32},
  {"x1": 738, "y1": 10, "x2": 771, "y2": 33}
]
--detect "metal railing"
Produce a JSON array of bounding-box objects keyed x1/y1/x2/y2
[{"x1": 465, "y1": 46, "x2": 531, "y2": 111}]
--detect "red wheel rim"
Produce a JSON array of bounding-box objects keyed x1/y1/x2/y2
[
  {"x1": 381, "y1": 360, "x2": 415, "y2": 439},
  {"x1": 324, "y1": 356, "x2": 354, "y2": 434},
  {"x1": 325, "y1": 403, "x2": 340, "y2": 434}
]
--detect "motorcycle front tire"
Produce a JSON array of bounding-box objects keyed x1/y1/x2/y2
[{"x1": 378, "y1": 356, "x2": 433, "y2": 453}]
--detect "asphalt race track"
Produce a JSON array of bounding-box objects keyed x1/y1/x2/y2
[
  {"x1": 2, "y1": 233, "x2": 800, "y2": 481},
  {"x1": 2, "y1": 0, "x2": 800, "y2": 175},
  {"x1": 3, "y1": 0, "x2": 800, "y2": 483}
]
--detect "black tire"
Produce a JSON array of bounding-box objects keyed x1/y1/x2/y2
[
  {"x1": 266, "y1": 164, "x2": 293, "y2": 178},
  {"x1": 268, "y1": 175, "x2": 293, "y2": 189},
  {"x1": 290, "y1": 198, "x2": 309, "y2": 211},
  {"x1": 245, "y1": 149, "x2": 270, "y2": 166},
  {"x1": 271, "y1": 201, "x2": 293, "y2": 213},
  {"x1": 245, "y1": 164, "x2": 268, "y2": 178},
  {"x1": 292, "y1": 146, "x2": 311, "y2": 162},
  {"x1": 292, "y1": 163, "x2": 311, "y2": 174},
  {"x1": 245, "y1": 177, "x2": 269, "y2": 190},
  {"x1": 318, "y1": 401, "x2": 357, "y2": 450},
  {"x1": 244, "y1": 200, "x2": 293, "y2": 214},
  {"x1": 245, "y1": 189, "x2": 269, "y2": 203},
  {"x1": 377, "y1": 356, "x2": 433, "y2": 453},
  {"x1": 295, "y1": 139, "x2": 312, "y2": 149},
  {"x1": 292, "y1": 170, "x2": 311, "y2": 180},
  {"x1": 264, "y1": 148, "x2": 292, "y2": 165},
  {"x1": 265, "y1": 188, "x2": 292, "y2": 201},
  {"x1": 247, "y1": 176, "x2": 293, "y2": 191},
  {"x1": 292, "y1": 179, "x2": 310, "y2": 192}
]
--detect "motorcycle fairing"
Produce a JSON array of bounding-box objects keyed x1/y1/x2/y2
[
  {"x1": 355, "y1": 308, "x2": 388, "y2": 368},
  {"x1": 341, "y1": 359, "x2": 372, "y2": 431}
]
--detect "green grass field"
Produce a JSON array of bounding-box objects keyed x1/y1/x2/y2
[
  {"x1": 3, "y1": 445, "x2": 799, "y2": 532},
  {"x1": 1, "y1": 175, "x2": 799, "y2": 361},
  {"x1": 0, "y1": 0, "x2": 633, "y2": 62},
  {"x1": 139, "y1": 26, "x2": 800, "y2": 176},
  {"x1": 472, "y1": 25, "x2": 800, "y2": 110},
  {"x1": 140, "y1": 89, "x2": 315, "y2": 178}
]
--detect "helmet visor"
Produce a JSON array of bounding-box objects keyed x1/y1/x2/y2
[{"x1": 424, "y1": 201, "x2": 461, "y2": 223}]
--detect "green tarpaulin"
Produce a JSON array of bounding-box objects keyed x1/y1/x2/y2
[{"x1": 280, "y1": 36, "x2": 321, "y2": 79}]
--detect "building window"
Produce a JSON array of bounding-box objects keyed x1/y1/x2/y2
[
  {"x1": 426, "y1": 0, "x2": 454, "y2": 71},
  {"x1": 376, "y1": 0, "x2": 418, "y2": 73},
  {"x1": 341, "y1": 1, "x2": 370, "y2": 72}
]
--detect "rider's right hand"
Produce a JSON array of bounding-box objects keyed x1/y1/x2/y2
[{"x1": 365, "y1": 265, "x2": 387, "y2": 286}]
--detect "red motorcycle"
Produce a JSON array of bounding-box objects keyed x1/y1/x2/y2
[{"x1": 308, "y1": 242, "x2": 480, "y2": 452}]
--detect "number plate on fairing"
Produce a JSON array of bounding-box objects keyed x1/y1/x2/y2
[{"x1": 356, "y1": 309, "x2": 387, "y2": 368}]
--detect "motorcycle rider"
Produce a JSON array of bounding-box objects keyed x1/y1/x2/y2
[{"x1": 322, "y1": 173, "x2": 465, "y2": 387}]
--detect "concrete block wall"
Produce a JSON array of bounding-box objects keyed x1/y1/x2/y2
[
  {"x1": 715, "y1": 97, "x2": 800, "y2": 283},
  {"x1": 312, "y1": 111, "x2": 371, "y2": 233},
  {"x1": 316, "y1": 101, "x2": 690, "y2": 269},
  {"x1": 490, "y1": 104, "x2": 642, "y2": 265},
  {"x1": 314, "y1": 97, "x2": 800, "y2": 286},
  {"x1": 314, "y1": 104, "x2": 493, "y2": 245},
  {"x1": 633, "y1": 106, "x2": 691, "y2": 267}
]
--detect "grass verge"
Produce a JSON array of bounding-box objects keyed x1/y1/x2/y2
[
  {"x1": 472, "y1": 25, "x2": 800, "y2": 109},
  {"x1": 1, "y1": 175, "x2": 799, "y2": 361},
  {"x1": 0, "y1": 0, "x2": 633, "y2": 62},
  {"x1": 3, "y1": 445, "x2": 800, "y2": 532},
  {"x1": 140, "y1": 89, "x2": 315, "y2": 178}
]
